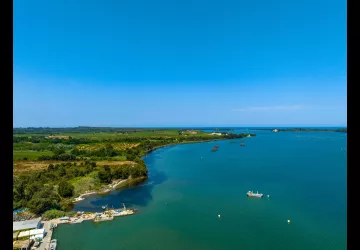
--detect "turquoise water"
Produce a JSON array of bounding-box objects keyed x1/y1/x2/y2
[{"x1": 53, "y1": 131, "x2": 347, "y2": 250}]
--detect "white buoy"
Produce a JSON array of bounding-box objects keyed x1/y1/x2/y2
[
  {"x1": 267, "y1": 195, "x2": 270, "y2": 198},
  {"x1": 218, "y1": 214, "x2": 221, "y2": 218},
  {"x1": 287, "y1": 220, "x2": 290, "y2": 224}
]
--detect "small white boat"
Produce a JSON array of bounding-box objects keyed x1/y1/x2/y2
[
  {"x1": 50, "y1": 239, "x2": 57, "y2": 250},
  {"x1": 246, "y1": 191, "x2": 263, "y2": 198}
]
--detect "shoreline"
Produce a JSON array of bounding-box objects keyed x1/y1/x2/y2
[
  {"x1": 71, "y1": 136, "x2": 248, "y2": 203},
  {"x1": 144, "y1": 136, "x2": 249, "y2": 154},
  {"x1": 42, "y1": 136, "x2": 252, "y2": 245},
  {"x1": 72, "y1": 179, "x2": 129, "y2": 202}
]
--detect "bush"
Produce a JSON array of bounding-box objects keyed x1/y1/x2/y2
[
  {"x1": 58, "y1": 181, "x2": 75, "y2": 197},
  {"x1": 27, "y1": 187, "x2": 61, "y2": 214},
  {"x1": 42, "y1": 209, "x2": 66, "y2": 220}
]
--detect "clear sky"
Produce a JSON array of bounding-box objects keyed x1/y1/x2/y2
[{"x1": 13, "y1": 0, "x2": 346, "y2": 127}]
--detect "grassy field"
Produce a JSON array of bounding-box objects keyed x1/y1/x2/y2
[
  {"x1": 13, "y1": 160, "x2": 136, "y2": 175},
  {"x1": 13, "y1": 150, "x2": 53, "y2": 160},
  {"x1": 13, "y1": 129, "x2": 228, "y2": 176},
  {"x1": 69, "y1": 174, "x2": 102, "y2": 196},
  {"x1": 75, "y1": 142, "x2": 140, "y2": 151}
]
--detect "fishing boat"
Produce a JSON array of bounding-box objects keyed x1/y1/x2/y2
[{"x1": 246, "y1": 191, "x2": 263, "y2": 198}]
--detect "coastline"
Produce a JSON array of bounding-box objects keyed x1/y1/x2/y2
[
  {"x1": 72, "y1": 179, "x2": 129, "y2": 202},
  {"x1": 41, "y1": 135, "x2": 254, "y2": 246},
  {"x1": 72, "y1": 136, "x2": 242, "y2": 203},
  {"x1": 144, "y1": 136, "x2": 249, "y2": 154}
]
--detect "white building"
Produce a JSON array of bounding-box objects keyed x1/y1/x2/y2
[
  {"x1": 13, "y1": 217, "x2": 42, "y2": 232},
  {"x1": 18, "y1": 228, "x2": 45, "y2": 241}
]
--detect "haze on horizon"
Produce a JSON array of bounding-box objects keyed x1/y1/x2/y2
[{"x1": 13, "y1": 0, "x2": 346, "y2": 127}]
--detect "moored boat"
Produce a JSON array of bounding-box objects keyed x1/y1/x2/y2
[
  {"x1": 50, "y1": 239, "x2": 57, "y2": 250},
  {"x1": 246, "y1": 191, "x2": 263, "y2": 198}
]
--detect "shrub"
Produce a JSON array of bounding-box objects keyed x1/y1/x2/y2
[
  {"x1": 58, "y1": 181, "x2": 75, "y2": 197},
  {"x1": 42, "y1": 209, "x2": 66, "y2": 220}
]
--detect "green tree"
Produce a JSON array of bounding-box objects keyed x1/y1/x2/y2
[
  {"x1": 27, "y1": 187, "x2": 61, "y2": 214},
  {"x1": 98, "y1": 165, "x2": 112, "y2": 183},
  {"x1": 58, "y1": 181, "x2": 75, "y2": 197},
  {"x1": 52, "y1": 147, "x2": 65, "y2": 156},
  {"x1": 48, "y1": 164, "x2": 55, "y2": 170}
]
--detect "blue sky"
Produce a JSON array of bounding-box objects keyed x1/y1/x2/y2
[{"x1": 13, "y1": 0, "x2": 346, "y2": 127}]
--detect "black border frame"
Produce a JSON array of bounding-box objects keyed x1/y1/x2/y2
[{"x1": 8, "y1": 0, "x2": 351, "y2": 249}]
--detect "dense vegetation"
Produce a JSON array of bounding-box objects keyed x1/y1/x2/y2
[{"x1": 13, "y1": 127, "x2": 254, "y2": 215}]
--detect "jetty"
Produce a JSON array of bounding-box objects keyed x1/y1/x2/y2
[
  {"x1": 38, "y1": 221, "x2": 54, "y2": 250},
  {"x1": 48, "y1": 204, "x2": 136, "y2": 226}
]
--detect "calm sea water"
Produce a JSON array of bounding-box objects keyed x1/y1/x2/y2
[{"x1": 53, "y1": 131, "x2": 347, "y2": 250}]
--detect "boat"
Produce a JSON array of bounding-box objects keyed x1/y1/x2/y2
[
  {"x1": 102, "y1": 205, "x2": 108, "y2": 210},
  {"x1": 240, "y1": 143, "x2": 245, "y2": 146},
  {"x1": 94, "y1": 216, "x2": 114, "y2": 222},
  {"x1": 59, "y1": 216, "x2": 70, "y2": 221},
  {"x1": 70, "y1": 218, "x2": 83, "y2": 224},
  {"x1": 50, "y1": 239, "x2": 57, "y2": 250},
  {"x1": 246, "y1": 191, "x2": 263, "y2": 198}
]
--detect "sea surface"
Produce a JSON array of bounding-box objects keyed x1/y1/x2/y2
[{"x1": 52, "y1": 130, "x2": 347, "y2": 250}]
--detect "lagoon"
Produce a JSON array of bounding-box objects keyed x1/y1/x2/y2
[{"x1": 53, "y1": 130, "x2": 346, "y2": 250}]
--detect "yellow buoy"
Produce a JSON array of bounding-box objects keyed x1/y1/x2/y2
[{"x1": 287, "y1": 220, "x2": 290, "y2": 224}]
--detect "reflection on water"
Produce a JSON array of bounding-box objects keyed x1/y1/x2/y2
[{"x1": 71, "y1": 150, "x2": 168, "y2": 212}]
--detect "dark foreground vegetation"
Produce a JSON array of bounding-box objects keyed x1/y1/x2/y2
[{"x1": 13, "y1": 127, "x2": 254, "y2": 216}]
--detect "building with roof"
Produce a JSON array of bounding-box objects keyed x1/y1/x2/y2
[
  {"x1": 18, "y1": 228, "x2": 45, "y2": 239},
  {"x1": 13, "y1": 217, "x2": 41, "y2": 232}
]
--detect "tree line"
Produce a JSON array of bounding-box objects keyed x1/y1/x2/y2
[{"x1": 13, "y1": 159, "x2": 148, "y2": 214}]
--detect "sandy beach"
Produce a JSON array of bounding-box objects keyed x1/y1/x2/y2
[{"x1": 73, "y1": 179, "x2": 128, "y2": 202}]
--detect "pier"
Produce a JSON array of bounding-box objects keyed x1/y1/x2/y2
[
  {"x1": 38, "y1": 221, "x2": 53, "y2": 250},
  {"x1": 36, "y1": 205, "x2": 136, "y2": 249}
]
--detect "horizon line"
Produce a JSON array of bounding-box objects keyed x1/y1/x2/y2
[{"x1": 13, "y1": 125, "x2": 347, "y2": 129}]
